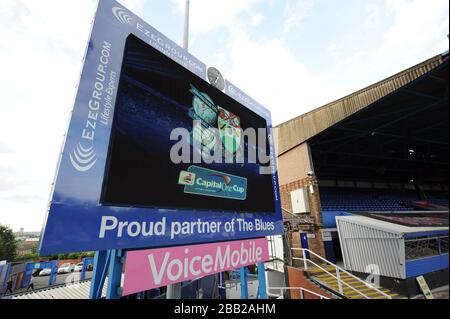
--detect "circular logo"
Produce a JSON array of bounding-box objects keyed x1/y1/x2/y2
[{"x1": 207, "y1": 67, "x2": 225, "y2": 91}]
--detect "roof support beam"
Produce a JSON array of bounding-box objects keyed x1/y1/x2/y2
[
  {"x1": 401, "y1": 88, "x2": 442, "y2": 102},
  {"x1": 429, "y1": 75, "x2": 447, "y2": 83},
  {"x1": 332, "y1": 127, "x2": 448, "y2": 146},
  {"x1": 413, "y1": 119, "x2": 449, "y2": 135},
  {"x1": 313, "y1": 150, "x2": 448, "y2": 166},
  {"x1": 311, "y1": 132, "x2": 363, "y2": 146},
  {"x1": 323, "y1": 98, "x2": 446, "y2": 153},
  {"x1": 340, "y1": 104, "x2": 425, "y2": 127},
  {"x1": 314, "y1": 162, "x2": 413, "y2": 173},
  {"x1": 366, "y1": 98, "x2": 446, "y2": 137}
]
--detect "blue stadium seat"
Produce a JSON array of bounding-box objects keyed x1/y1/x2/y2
[{"x1": 319, "y1": 187, "x2": 421, "y2": 212}]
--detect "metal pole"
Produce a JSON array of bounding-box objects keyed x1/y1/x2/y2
[
  {"x1": 167, "y1": 283, "x2": 182, "y2": 299},
  {"x1": 183, "y1": 0, "x2": 190, "y2": 50},
  {"x1": 219, "y1": 273, "x2": 226, "y2": 299},
  {"x1": 257, "y1": 262, "x2": 268, "y2": 299},
  {"x1": 106, "y1": 250, "x2": 123, "y2": 299},
  {"x1": 302, "y1": 249, "x2": 308, "y2": 271},
  {"x1": 240, "y1": 267, "x2": 248, "y2": 299},
  {"x1": 166, "y1": 0, "x2": 190, "y2": 300},
  {"x1": 89, "y1": 250, "x2": 110, "y2": 299},
  {"x1": 336, "y1": 268, "x2": 343, "y2": 295}
]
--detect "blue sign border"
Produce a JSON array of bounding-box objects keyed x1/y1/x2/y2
[{"x1": 39, "y1": 0, "x2": 283, "y2": 255}]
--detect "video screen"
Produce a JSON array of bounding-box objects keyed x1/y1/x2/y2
[{"x1": 101, "y1": 34, "x2": 275, "y2": 213}]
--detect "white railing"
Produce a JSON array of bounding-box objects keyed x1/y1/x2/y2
[
  {"x1": 291, "y1": 248, "x2": 392, "y2": 299},
  {"x1": 268, "y1": 287, "x2": 331, "y2": 300}
]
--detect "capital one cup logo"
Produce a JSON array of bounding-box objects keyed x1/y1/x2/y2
[
  {"x1": 70, "y1": 143, "x2": 98, "y2": 172},
  {"x1": 112, "y1": 7, "x2": 133, "y2": 25}
]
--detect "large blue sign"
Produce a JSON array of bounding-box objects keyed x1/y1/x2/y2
[{"x1": 39, "y1": 0, "x2": 283, "y2": 255}]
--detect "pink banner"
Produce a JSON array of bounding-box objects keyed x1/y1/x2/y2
[{"x1": 122, "y1": 238, "x2": 269, "y2": 296}]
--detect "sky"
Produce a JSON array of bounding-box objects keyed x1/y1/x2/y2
[{"x1": 0, "y1": 0, "x2": 448, "y2": 232}]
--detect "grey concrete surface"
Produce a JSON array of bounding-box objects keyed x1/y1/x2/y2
[{"x1": 2, "y1": 271, "x2": 93, "y2": 297}]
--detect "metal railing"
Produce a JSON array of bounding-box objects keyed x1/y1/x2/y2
[
  {"x1": 291, "y1": 248, "x2": 392, "y2": 299},
  {"x1": 268, "y1": 287, "x2": 331, "y2": 299}
]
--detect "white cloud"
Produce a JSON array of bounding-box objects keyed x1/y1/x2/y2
[
  {"x1": 283, "y1": 0, "x2": 316, "y2": 33},
  {"x1": 365, "y1": 3, "x2": 381, "y2": 31},
  {"x1": 5, "y1": 1, "x2": 96, "y2": 51},
  {"x1": 324, "y1": 0, "x2": 449, "y2": 104},
  {"x1": 0, "y1": 0, "x2": 100, "y2": 231},
  {"x1": 375, "y1": 0, "x2": 449, "y2": 72},
  {"x1": 223, "y1": 31, "x2": 350, "y2": 125},
  {"x1": 251, "y1": 13, "x2": 265, "y2": 26},
  {"x1": 171, "y1": 0, "x2": 264, "y2": 34},
  {"x1": 169, "y1": 0, "x2": 347, "y2": 124},
  {"x1": 120, "y1": 0, "x2": 147, "y2": 16},
  {"x1": 0, "y1": 0, "x2": 157, "y2": 232}
]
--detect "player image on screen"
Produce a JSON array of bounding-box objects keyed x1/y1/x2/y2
[{"x1": 101, "y1": 34, "x2": 275, "y2": 213}]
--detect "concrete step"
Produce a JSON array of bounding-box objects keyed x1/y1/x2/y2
[
  {"x1": 307, "y1": 266, "x2": 406, "y2": 300},
  {"x1": 315, "y1": 273, "x2": 357, "y2": 280},
  {"x1": 311, "y1": 275, "x2": 401, "y2": 299},
  {"x1": 315, "y1": 276, "x2": 363, "y2": 285},
  {"x1": 340, "y1": 288, "x2": 398, "y2": 298},
  {"x1": 318, "y1": 281, "x2": 369, "y2": 291},
  {"x1": 326, "y1": 282, "x2": 393, "y2": 294},
  {"x1": 372, "y1": 295, "x2": 405, "y2": 299},
  {"x1": 307, "y1": 267, "x2": 337, "y2": 274},
  {"x1": 350, "y1": 296, "x2": 388, "y2": 299},
  {"x1": 304, "y1": 276, "x2": 338, "y2": 299},
  {"x1": 333, "y1": 287, "x2": 399, "y2": 299},
  {"x1": 349, "y1": 290, "x2": 401, "y2": 299}
]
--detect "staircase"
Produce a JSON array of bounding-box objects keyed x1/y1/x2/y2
[
  {"x1": 292, "y1": 248, "x2": 406, "y2": 299},
  {"x1": 307, "y1": 266, "x2": 403, "y2": 299}
]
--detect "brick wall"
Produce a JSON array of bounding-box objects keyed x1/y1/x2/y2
[
  {"x1": 280, "y1": 176, "x2": 326, "y2": 259},
  {"x1": 58, "y1": 259, "x2": 82, "y2": 267},
  {"x1": 280, "y1": 176, "x2": 322, "y2": 220}
]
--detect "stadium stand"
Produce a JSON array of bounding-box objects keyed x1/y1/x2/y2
[
  {"x1": 425, "y1": 191, "x2": 450, "y2": 208},
  {"x1": 319, "y1": 187, "x2": 418, "y2": 212},
  {"x1": 276, "y1": 52, "x2": 448, "y2": 298}
]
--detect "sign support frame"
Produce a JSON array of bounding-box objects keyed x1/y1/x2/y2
[
  {"x1": 257, "y1": 262, "x2": 268, "y2": 299},
  {"x1": 165, "y1": 0, "x2": 191, "y2": 299},
  {"x1": 240, "y1": 267, "x2": 248, "y2": 299},
  {"x1": 106, "y1": 249, "x2": 124, "y2": 299},
  {"x1": 89, "y1": 250, "x2": 111, "y2": 299}
]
